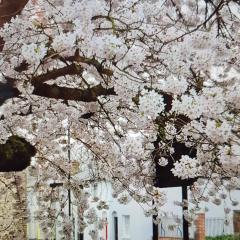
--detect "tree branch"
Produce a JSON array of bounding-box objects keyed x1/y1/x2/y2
[
  {"x1": 65, "y1": 50, "x2": 113, "y2": 77},
  {"x1": 32, "y1": 83, "x2": 115, "y2": 102},
  {"x1": 31, "y1": 64, "x2": 83, "y2": 84}
]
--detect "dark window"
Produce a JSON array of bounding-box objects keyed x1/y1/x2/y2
[
  {"x1": 78, "y1": 233, "x2": 84, "y2": 240},
  {"x1": 114, "y1": 216, "x2": 118, "y2": 240}
]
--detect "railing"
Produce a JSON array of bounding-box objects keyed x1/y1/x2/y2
[
  {"x1": 159, "y1": 216, "x2": 234, "y2": 238},
  {"x1": 205, "y1": 218, "x2": 233, "y2": 237},
  {"x1": 206, "y1": 218, "x2": 224, "y2": 236},
  {"x1": 159, "y1": 217, "x2": 183, "y2": 238}
]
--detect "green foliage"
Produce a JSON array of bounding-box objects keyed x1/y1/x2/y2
[
  {"x1": 0, "y1": 135, "x2": 36, "y2": 171},
  {"x1": 206, "y1": 235, "x2": 240, "y2": 240}
]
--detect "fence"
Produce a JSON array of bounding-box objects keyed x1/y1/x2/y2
[
  {"x1": 159, "y1": 216, "x2": 234, "y2": 238},
  {"x1": 159, "y1": 217, "x2": 184, "y2": 238},
  {"x1": 205, "y1": 218, "x2": 233, "y2": 237}
]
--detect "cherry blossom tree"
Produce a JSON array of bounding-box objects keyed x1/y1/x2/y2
[{"x1": 0, "y1": 0, "x2": 240, "y2": 238}]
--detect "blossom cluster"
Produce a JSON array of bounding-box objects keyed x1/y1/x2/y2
[{"x1": 0, "y1": 0, "x2": 240, "y2": 238}]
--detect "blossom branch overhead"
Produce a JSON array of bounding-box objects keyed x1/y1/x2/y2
[{"x1": 0, "y1": 0, "x2": 240, "y2": 238}]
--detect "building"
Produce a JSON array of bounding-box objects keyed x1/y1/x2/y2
[{"x1": 25, "y1": 178, "x2": 240, "y2": 240}]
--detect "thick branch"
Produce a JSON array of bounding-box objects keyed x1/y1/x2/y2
[
  {"x1": 32, "y1": 64, "x2": 83, "y2": 84},
  {"x1": 65, "y1": 51, "x2": 113, "y2": 77},
  {"x1": 32, "y1": 83, "x2": 115, "y2": 102},
  {"x1": 1, "y1": 62, "x2": 115, "y2": 104},
  {"x1": 0, "y1": 81, "x2": 20, "y2": 105},
  {"x1": 30, "y1": 63, "x2": 115, "y2": 102}
]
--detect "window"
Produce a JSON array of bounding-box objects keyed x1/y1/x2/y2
[
  {"x1": 114, "y1": 216, "x2": 118, "y2": 240},
  {"x1": 122, "y1": 215, "x2": 130, "y2": 239}
]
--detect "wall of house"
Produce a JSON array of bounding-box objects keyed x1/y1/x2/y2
[
  {"x1": 26, "y1": 179, "x2": 240, "y2": 239},
  {"x1": 108, "y1": 196, "x2": 153, "y2": 240},
  {"x1": 83, "y1": 181, "x2": 153, "y2": 240},
  {"x1": 81, "y1": 183, "x2": 240, "y2": 240}
]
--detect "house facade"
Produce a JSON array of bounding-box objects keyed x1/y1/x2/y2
[{"x1": 26, "y1": 179, "x2": 240, "y2": 240}]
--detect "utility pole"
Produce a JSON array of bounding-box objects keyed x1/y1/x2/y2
[
  {"x1": 182, "y1": 185, "x2": 189, "y2": 240},
  {"x1": 67, "y1": 124, "x2": 71, "y2": 218},
  {"x1": 67, "y1": 123, "x2": 84, "y2": 240}
]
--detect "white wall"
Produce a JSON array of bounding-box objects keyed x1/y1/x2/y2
[
  {"x1": 83, "y1": 182, "x2": 152, "y2": 240},
  {"x1": 108, "y1": 198, "x2": 152, "y2": 240}
]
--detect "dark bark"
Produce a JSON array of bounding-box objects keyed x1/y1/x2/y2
[
  {"x1": 32, "y1": 83, "x2": 115, "y2": 102},
  {"x1": 0, "y1": 81, "x2": 20, "y2": 105}
]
